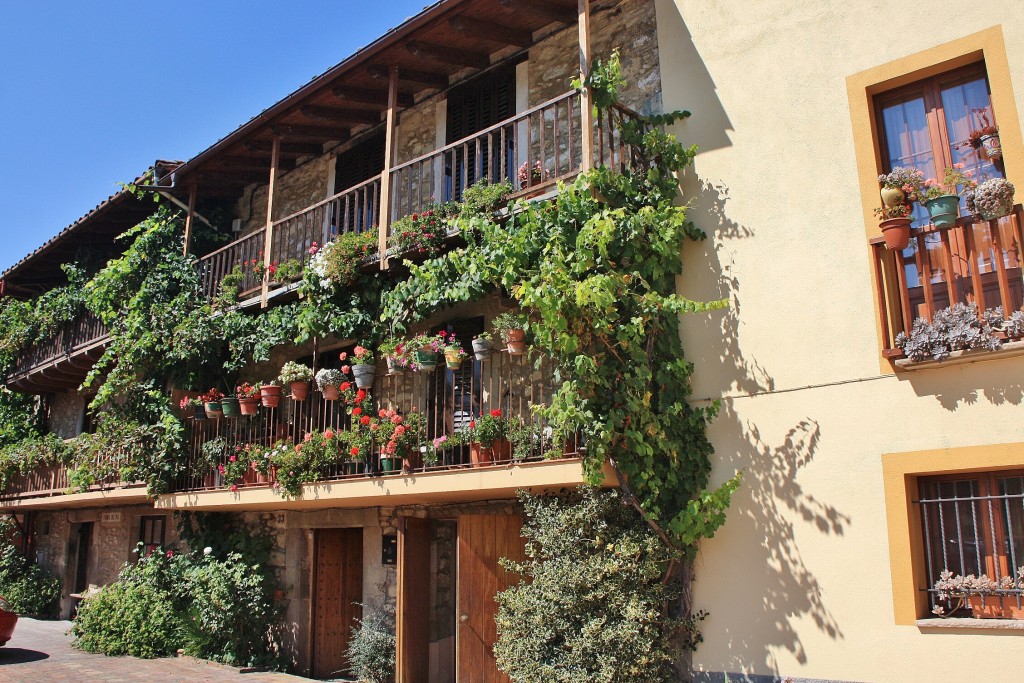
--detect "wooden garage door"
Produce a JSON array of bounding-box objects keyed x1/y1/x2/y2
[
  {"x1": 312, "y1": 527, "x2": 363, "y2": 679},
  {"x1": 457, "y1": 514, "x2": 526, "y2": 683}
]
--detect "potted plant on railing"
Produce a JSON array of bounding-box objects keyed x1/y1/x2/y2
[
  {"x1": 259, "y1": 380, "x2": 282, "y2": 408},
  {"x1": 410, "y1": 333, "x2": 443, "y2": 371},
  {"x1": 279, "y1": 361, "x2": 313, "y2": 401},
  {"x1": 920, "y1": 164, "x2": 976, "y2": 228},
  {"x1": 873, "y1": 203, "x2": 914, "y2": 251},
  {"x1": 957, "y1": 107, "x2": 1002, "y2": 163},
  {"x1": 200, "y1": 437, "x2": 227, "y2": 488},
  {"x1": 316, "y1": 368, "x2": 344, "y2": 400},
  {"x1": 179, "y1": 395, "x2": 206, "y2": 421},
  {"x1": 966, "y1": 178, "x2": 1016, "y2": 221},
  {"x1": 441, "y1": 333, "x2": 467, "y2": 369},
  {"x1": 218, "y1": 449, "x2": 250, "y2": 493},
  {"x1": 933, "y1": 568, "x2": 1024, "y2": 619},
  {"x1": 388, "y1": 210, "x2": 449, "y2": 259},
  {"x1": 492, "y1": 312, "x2": 527, "y2": 355},
  {"x1": 877, "y1": 166, "x2": 923, "y2": 211},
  {"x1": 472, "y1": 332, "x2": 492, "y2": 361},
  {"x1": 465, "y1": 409, "x2": 511, "y2": 466},
  {"x1": 518, "y1": 160, "x2": 550, "y2": 190},
  {"x1": 377, "y1": 409, "x2": 424, "y2": 472},
  {"x1": 348, "y1": 345, "x2": 377, "y2": 389},
  {"x1": 235, "y1": 382, "x2": 260, "y2": 416},
  {"x1": 271, "y1": 258, "x2": 304, "y2": 284},
  {"x1": 215, "y1": 265, "x2": 245, "y2": 309},
  {"x1": 380, "y1": 337, "x2": 410, "y2": 375},
  {"x1": 250, "y1": 443, "x2": 275, "y2": 485},
  {"x1": 199, "y1": 388, "x2": 225, "y2": 419}
]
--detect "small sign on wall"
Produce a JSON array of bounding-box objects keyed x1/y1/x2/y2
[
  {"x1": 100, "y1": 512, "x2": 122, "y2": 525},
  {"x1": 382, "y1": 534, "x2": 397, "y2": 565}
]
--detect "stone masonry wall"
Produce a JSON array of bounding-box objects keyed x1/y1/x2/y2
[
  {"x1": 236, "y1": 154, "x2": 333, "y2": 235},
  {"x1": 49, "y1": 390, "x2": 83, "y2": 439}
]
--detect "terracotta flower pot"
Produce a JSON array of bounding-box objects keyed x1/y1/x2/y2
[
  {"x1": 242, "y1": 467, "x2": 260, "y2": 486},
  {"x1": 260, "y1": 384, "x2": 282, "y2": 408},
  {"x1": 879, "y1": 217, "x2": 912, "y2": 251},
  {"x1": 290, "y1": 381, "x2": 310, "y2": 401},
  {"x1": 490, "y1": 439, "x2": 512, "y2": 463},
  {"x1": 504, "y1": 328, "x2": 527, "y2": 355},
  {"x1": 470, "y1": 442, "x2": 494, "y2": 467},
  {"x1": 321, "y1": 385, "x2": 340, "y2": 401},
  {"x1": 238, "y1": 397, "x2": 259, "y2": 416}
]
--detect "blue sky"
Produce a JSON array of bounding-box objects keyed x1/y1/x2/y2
[{"x1": 0, "y1": 1, "x2": 427, "y2": 272}]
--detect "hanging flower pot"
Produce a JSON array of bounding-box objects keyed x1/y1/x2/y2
[
  {"x1": 352, "y1": 364, "x2": 376, "y2": 389},
  {"x1": 260, "y1": 384, "x2": 282, "y2": 408},
  {"x1": 472, "y1": 336, "x2": 492, "y2": 361},
  {"x1": 379, "y1": 455, "x2": 402, "y2": 473},
  {"x1": 444, "y1": 349, "x2": 464, "y2": 370},
  {"x1": 415, "y1": 349, "x2": 438, "y2": 371},
  {"x1": 192, "y1": 405, "x2": 207, "y2": 421},
  {"x1": 879, "y1": 217, "x2": 912, "y2": 251},
  {"x1": 204, "y1": 402, "x2": 223, "y2": 419},
  {"x1": 220, "y1": 397, "x2": 241, "y2": 418},
  {"x1": 238, "y1": 397, "x2": 259, "y2": 416},
  {"x1": 386, "y1": 356, "x2": 401, "y2": 375},
  {"x1": 504, "y1": 329, "x2": 527, "y2": 355},
  {"x1": 979, "y1": 133, "x2": 1002, "y2": 161},
  {"x1": 923, "y1": 194, "x2": 960, "y2": 229},
  {"x1": 880, "y1": 186, "x2": 905, "y2": 208},
  {"x1": 322, "y1": 385, "x2": 340, "y2": 401},
  {"x1": 289, "y1": 381, "x2": 310, "y2": 401}
]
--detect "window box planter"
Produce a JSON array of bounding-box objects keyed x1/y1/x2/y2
[{"x1": 968, "y1": 594, "x2": 1024, "y2": 619}]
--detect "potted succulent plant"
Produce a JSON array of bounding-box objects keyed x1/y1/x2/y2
[
  {"x1": 920, "y1": 165, "x2": 976, "y2": 228},
  {"x1": 933, "y1": 568, "x2": 1024, "y2": 619},
  {"x1": 200, "y1": 388, "x2": 225, "y2": 418},
  {"x1": 316, "y1": 368, "x2": 344, "y2": 401},
  {"x1": 441, "y1": 332, "x2": 467, "y2": 369},
  {"x1": 492, "y1": 312, "x2": 527, "y2": 355},
  {"x1": 966, "y1": 178, "x2": 1015, "y2": 221},
  {"x1": 472, "y1": 332, "x2": 492, "y2": 360},
  {"x1": 279, "y1": 361, "x2": 313, "y2": 401},
  {"x1": 348, "y1": 345, "x2": 377, "y2": 389},
  {"x1": 235, "y1": 382, "x2": 260, "y2": 416}
]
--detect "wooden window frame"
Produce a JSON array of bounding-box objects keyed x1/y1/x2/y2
[{"x1": 139, "y1": 515, "x2": 166, "y2": 555}]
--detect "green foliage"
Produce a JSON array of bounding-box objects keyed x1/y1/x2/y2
[
  {"x1": 389, "y1": 206, "x2": 452, "y2": 256},
  {"x1": 494, "y1": 488, "x2": 699, "y2": 682},
  {"x1": 346, "y1": 604, "x2": 396, "y2": 683},
  {"x1": 0, "y1": 433, "x2": 73, "y2": 492},
  {"x1": 460, "y1": 178, "x2": 513, "y2": 216},
  {"x1": 573, "y1": 48, "x2": 626, "y2": 113},
  {"x1": 0, "y1": 519, "x2": 61, "y2": 616},
  {"x1": 305, "y1": 230, "x2": 376, "y2": 291},
  {"x1": 214, "y1": 264, "x2": 245, "y2": 309}
]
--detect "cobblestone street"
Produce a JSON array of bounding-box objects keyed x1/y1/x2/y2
[{"x1": 0, "y1": 618, "x2": 310, "y2": 682}]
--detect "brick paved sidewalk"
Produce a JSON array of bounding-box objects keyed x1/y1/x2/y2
[{"x1": 0, "y1": 617, "x2": 311, "y2": 682}]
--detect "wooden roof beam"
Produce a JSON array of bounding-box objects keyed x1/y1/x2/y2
[
  {"x1": 406, "y1": 41, "x2": 490, "y2": 70},
  {"x1": 331, "y1": 86, "x2": 414, "y2": 108},
  {"x1": 211, "y1": 156, "x2": 296, "y2": 171},
  {"x1": 498, "y1": 0, "x2": 576, "y2": 25},
  {"x1": 244, "y1": 140, "x2": 323, "y2": 156},
  {"x1": 368, "y1": 65, "x2": 448, "y2": 90},
  {"x1": 273, "y1": 124, "x2": 352, "y2": 141},
  {"x1": 299, "y1": 105, "x2": 381, "y2": 126},
  {"x1": 449, "y1": 15, "x2": 534, "y2": 48},
  {"x1": 197, "y1": 169, "x2": 272, "y2": 185}
]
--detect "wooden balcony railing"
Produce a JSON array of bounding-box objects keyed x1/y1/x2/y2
[
  {"x1": 0, "y1": 446, "x2": 142, "y2": 502},
  {"x1": 197, "y1": 91, "x2": 644, "y2": 302},
  {"x1": 8, "y1": 312, "x2": 108, "y2": 381},
  {"x1": 870, "y1": 204, "x2": 1024, "y2": 356},
  {"x1": 172, "y1": 349, "x2": 580, "y2": 494}
]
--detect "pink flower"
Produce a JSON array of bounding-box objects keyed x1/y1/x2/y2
[
  {"x1": 304, "y1": 433, "x2": 312, "y2": 442},
  {"x1": 230, "y1": 484, "x2": 239, "y2": 492},
  {"x1": 354, "y1": 345, "x2": 366, "y2": 356},
  {"x1": 433, "y1": 435, "x2": 448, "y2": 448},
  {"x1": 379, "y1": 408, "x2": 388, "y2": 418},
  {"x1": 341, "y1": 366, "x2": 351, "y2": 374},
  {"x1": 229, "y1": 455, "x2": 236, "y2": 462},
  {"x1": 340, "y1": 352, "x2": 348, "y2": 361},
  {"x1": 954, "y1": 162, "x2": 965, "y2": 169},
  {"x1": 324, "y1": 429, "x2": 335, "y2": 439},
  {"x1": 166, "y1": 550, "x2": 174, "y2": 558}
]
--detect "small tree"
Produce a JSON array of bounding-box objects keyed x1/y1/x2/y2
[
  {"x1": 346, "y1": 603, "x2": 396, "y2": 683},
  {"x1": 495, "y1": 488, "x2": 701, "y2": 682}
]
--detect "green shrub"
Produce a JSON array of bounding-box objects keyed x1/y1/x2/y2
[
  {"x1": 494, "y1": 488, "x2": 697, "y2": 683},
  {"x1": 346, "y1": 604, "x2": 395, "y2": 683},
  {"x1": 0, "y1": 538, "x2": 61, "y2": 616},
  {"x1": 71, "y1": 579, "x2": 183, "y2": 658}
]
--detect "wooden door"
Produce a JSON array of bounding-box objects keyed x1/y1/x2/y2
[
  {"x1": 456, "y1": 514, "x2": 526, "y2": 683},
  {"x1": 312, "y1": 528, "x2": 363, "y2": 679},
  {"x1": 396, "y1": 517, "x2": 431, "y2": 683}
]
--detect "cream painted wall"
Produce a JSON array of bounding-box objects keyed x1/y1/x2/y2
[{"x1": 655, "y1": 1, "x2": 1024, "y2": 681}]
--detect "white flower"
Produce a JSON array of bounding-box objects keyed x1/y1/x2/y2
[{"x1": 203, "y1": 546, "x2": 213, "y2": 556}]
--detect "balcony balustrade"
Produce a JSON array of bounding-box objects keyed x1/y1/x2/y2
[{"x1": 5, "y1": 312, "x2": 108, "y2": 390}]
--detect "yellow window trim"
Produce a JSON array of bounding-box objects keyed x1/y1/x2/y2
[
  {"x1": 882, "y1": 442, "x2": 1024, "y2": 625},
  {"x1": 846, "y1": 26, "x2": 1024, "y2": 373}
]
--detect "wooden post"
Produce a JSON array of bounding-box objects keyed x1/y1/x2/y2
[
  {"x1": 378, "y1": 65, "x2": 399, "y2": 270},
  {"x1": 578, "y1": 0, "x2": 594, "y2": 172},
  {"x1": 261, "y1": 134, "x2": 281, "y2": 306},
  {"x1": 182, "y1": 183, "x2": 197, "y2": 256}
]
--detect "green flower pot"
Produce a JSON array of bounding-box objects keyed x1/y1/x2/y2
[
  {"x1": 379, "y1": 457, "x2": 401, "y2": 473},
  {"x1": 221, "y1": 396, "x2": 241, "y2": 418},
  {"x1": 924, "y1": 194, "x2": 960, "y2": 229},
  {"x1": 204, "y1": 402, "x2": 223, "y2": 418},
  {"x1": 415, "y1": 349, "x2": 438, "y2": 371}
]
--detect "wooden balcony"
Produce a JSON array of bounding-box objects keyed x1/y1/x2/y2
[
  {"x1": 870, "y1": 204, "x2": 1024, "y2": 358},
  {"x1": 196, "y1": 91, "x2": 642, "y2": 302},
  {"x1": 0, "y1": 454, "x2": 147, "y2": 511},
  {"x1": 5, "y1": 312, "x2": 108, "y2": 392},
  {"x1": 164, "y1": 349, "x2": 589, "y2": 508}
]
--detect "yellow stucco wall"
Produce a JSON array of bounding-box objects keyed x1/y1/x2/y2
[{"x1": 655, "y1": 1, "x2": 1024, "y2": 680}]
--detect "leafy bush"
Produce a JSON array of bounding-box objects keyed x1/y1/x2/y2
[
  {"x1": 494, "y1": 488, "x2": 700, "y2": 682},
  {"x1": 0, "y1": 522, "x2": 61, "y2": 616},
  {"x1": 72, "y1": 572, "x2": 183, "y2": 658},
  {"x1": 346, "y1": 604, "x2": 396, "y2": 683}
]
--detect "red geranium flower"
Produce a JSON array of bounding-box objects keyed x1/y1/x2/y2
[
  {"x1": 352, "y1": 407, "x2": 362, "y2": 416},
  {"x1": 350, "y1": 446, "x2": 360, "y2": 456},
  {"x1": 490, "y1": 409, "x2": 502, "y2": 417},
  {"x1": 469, "y1": 420, "x2": 476, "y2": 429},
  {"x1": 340, "y1": 381, "x2": 352, "y2": 391},
  {"x1": 360, "y1": 415, "x2": 371, "y2": 425},
  {"x1": 356, "y1": 389, "x2": 367, "y2": 401}
]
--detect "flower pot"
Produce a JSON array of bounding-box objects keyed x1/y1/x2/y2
[
  {"x1": 472, "y1": 337, "x2": 492, "y2": 361},
  {"x1": 504, "y1": 328, "x2": 527, "y2": 355},
  {"x1": 290, "y1": 381, "x2": 310, "y2": 401},
  {"x1": 386, "y1": 357, "x2": 401, "y2": 375},
  {"x1": 379, "y1": 456, "x2": 401, "y2": 473},
  {"x1": 238, "y1": 397, "x2": 259, "y2": 416},
  {"x1": 321, "y1": 385, "x2": 340, "y2": 401},
  {"x1": 260, "y1": 384, "x2": 282, "y2": 408},
  {"x1": 980, "y1": 133, "x2": 1002, "y2": 161},
  {"x1": 344, "y1": 461, "x2": 366, "y2": 476},
  {"x1": 923, "y1": 194, "x2": 960, "y2": 229},
  {"x1": 444, "y1": 350, "x2": 464, "y2": 370},
  {"x1": 878, "y1": 217, "x2": 912, "y2": 251},
  {"x1": 352, "y1": 364, "x2": 376, "y2": 389},
  {"x1": 202, "y1": 471, "x2": 220, "y2": 489},
  {"x1": 880, "y1": 187, "x2": 905, "y2": 208},
  {"x1": 469, "y1": 442, "x2": 494, "y2": 467},
  {"x1": 220, "y1": 397, "x2": 241, "y2": 418},
  {"x1": 490, "y1": 439, "x2": 512, "y2": 463},
  {"x1": 967, "y1": 594, "x2": 1024, "y2": 619},
  {"x1": 204, "y1": 402, "x2": 223, "y2": 419},
  {"x1": 403, "y1": 448, "x2": 423, "y2": 471},
  {"x1": 193, "y1": 405, "x2": 207, "y2": 421},
  {"x1": 243, "y1": 467, "x2": 260, "y2": 486},
  {"x1": 415, "y1": 349, "x2": 438, "y2": 371}
]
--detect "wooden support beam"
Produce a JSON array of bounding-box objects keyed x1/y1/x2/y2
[
  {"x1": 299, "y1": 105, "x2": 380, "y2": 126},
  {"x1": 378, "y1": 66, "x2": 399, "y2": 270},
  {"x1": 406, "y1": 41, "x2": 490, "y2": 70},
  {"x1": 368, "y1": 65, "x2": 448, "y2": 90},
  {"x1": 499, "y1": 0, "x2": 576, "y2": 25},
  {"x1": 274, "y1": 123, "x2": 352, "y2": 141},
  {"x1": 197, "y1": 169, "x2": 270, "y2": 185},
  {"x1": 183, "y1": 183, "x2": 196, "y2": 256},
  {"x1": 209, "y1": 156, "x2": 296, "y2": 172},
  {"x1": 449, "y1": 14, "x2": 533, "y2": 48},
  {"x1": 578, "y1": 0, "x2": 594, "y2": 172},
  {"x1": 261, "y1": 135, "x2": 280, "y2": 307},
  {"x1": 245, "y1": 140, "x2": 323, "y2": 156},
  {"x1": 331, "y1": 86, "x2": 414, "y2": 108}
]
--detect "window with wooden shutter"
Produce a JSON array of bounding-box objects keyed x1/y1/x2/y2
[{"x1": 445, "y1": 66, "x2": 517, "y2": 200}]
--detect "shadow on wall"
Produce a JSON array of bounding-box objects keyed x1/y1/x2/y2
[{"x1": 898, "y1": 359, "x2": 1024, "y2": 411}]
